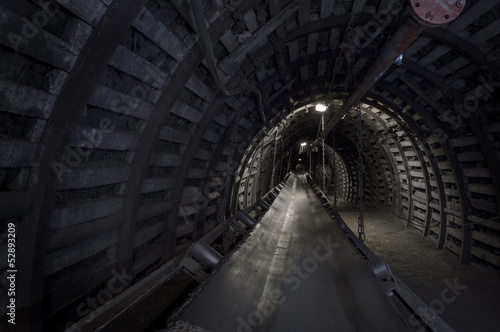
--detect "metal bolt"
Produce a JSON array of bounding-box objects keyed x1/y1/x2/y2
[
  {"x1": 456, "y1": 0, "x2": 465, "y2": 8},
  {"x1": 426, "y1": 11, "x2": 434, "y2": 19}
]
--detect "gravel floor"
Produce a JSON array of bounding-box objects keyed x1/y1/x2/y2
[{"x1": 333, "y1": 199, "x2": 500, "y2": 332}]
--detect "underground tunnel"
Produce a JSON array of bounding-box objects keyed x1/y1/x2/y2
[{"x1": 0, "y1": 0, "x2": 499, "y2": 331}]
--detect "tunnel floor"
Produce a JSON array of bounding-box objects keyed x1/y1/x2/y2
[
  {"x1": 170, "y1": 174, "x2": 410, "y2": 331},
  {"x1": 334, "y1": 200, "x2": 500, "y2": 332}
]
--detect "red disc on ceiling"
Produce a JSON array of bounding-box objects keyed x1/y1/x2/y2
[{"x1": 410, "y1": 0, "x2": 466, "y2": 27}]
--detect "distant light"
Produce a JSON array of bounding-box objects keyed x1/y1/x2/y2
[
  {"x1": 315, "y1": 104, "x2": 327, "y2": 112},
  {"x1": 300, "y1": 142, "x2": 307, "y2": 146},
  {"x1": 298, "y1": 158, "x2": 302, "y2": 161},
  {"x1": 395, "y1": 53, "x2": 403, "y2": 66}
]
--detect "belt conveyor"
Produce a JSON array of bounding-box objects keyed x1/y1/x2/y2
[{"x1": 171, "y1": 174, "x2": 413, "y2": 331}]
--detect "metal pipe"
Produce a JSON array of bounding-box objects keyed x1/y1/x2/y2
[{"x1": 319, "y1": 0, "x2": 465, "y2": 138}]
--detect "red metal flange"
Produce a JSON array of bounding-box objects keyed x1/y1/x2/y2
[{"x1": 410, "y1": 0, "x2": 466, "y2": 27}]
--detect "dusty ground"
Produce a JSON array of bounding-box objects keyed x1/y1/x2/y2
[{"x1": 332, "y1": 199, "x2": 500, "y2": 332}]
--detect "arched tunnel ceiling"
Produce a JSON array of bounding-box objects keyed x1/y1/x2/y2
[{"x1": 0, "y1": 0, "x2": 500, "y2": 330}]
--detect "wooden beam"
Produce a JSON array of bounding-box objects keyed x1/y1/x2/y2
[
  {"x1": 163, "y1": 95, "x2": 226, "y2": 250},
  {"x1": 218, "y1": 0, "x2": 300, "y2": 75},
  {"x1": 117, "y1": 43, "x2": 202, "y2": 273},
  {"x1": 269, "y1": 0, "x2": 287, "y2": 38},
  {"x1": 17, "y1": 1, "x2": 150, "y2": 330},
  {"x1": 298, "y1": 0, "x2": 310, "y2": 26},
  {"x1": 448, "y1": 0, "x2": 498, "y2": 33},
  {"x1": 48, "y1": 212, "x2": 121, "y2": 251},
  {"x1": 423, "y1": 29, "x2": 500, "y2": 78},
  {"x1": 115, "y1": 0, "x2": 263, "y2": 277},
  {"x1": 320, "y1": 0, "x2": 335, "y2": 19}
]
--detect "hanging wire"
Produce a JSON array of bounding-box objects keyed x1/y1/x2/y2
[
  {"x1": 321, "y1": 114, "x2": 327, "y2": 191},
  {"x1": 217, "y1": 108, "x2": 239, "y2": 225},
  {"x1": 286, "y1": 149, "x2": 292, "y2": 174},
  {"x1": 309, "y1": 149, "x2": 312, "y2": 176},
  {"x1": 332, "y1": 129, "x2": 338, "y2": 207},
  {"x1": 278, "y1": 136, "x2": 284, "y2": 181},
  {"x1": 271, "y1": 133, "x2": 278, "y2": 187},
  {"x1": 325, "y1": 0, "x2": 362, "y2": 105},
  {"x1": 356, "y1": 103, "x2": 365, "y2": 241}
]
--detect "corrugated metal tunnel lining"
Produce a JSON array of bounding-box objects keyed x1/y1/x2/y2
[{"x1": 0, "y1": 0, "x2": 499, "y2": 331}]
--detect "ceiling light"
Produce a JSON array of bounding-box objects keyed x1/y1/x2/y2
[
  {"x1": 300, "y1": 142, "x2": 307, "y2": 146},
  {"x1": 315, "y1": 104, "x2": 327, "y2": 112}
]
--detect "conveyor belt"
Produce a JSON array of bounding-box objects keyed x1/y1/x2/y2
[{"x1": 175, "y1": 174, "x2": 409, "y2": 331}]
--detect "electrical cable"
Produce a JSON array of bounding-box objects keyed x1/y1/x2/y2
[{"x1": 325, "y1": 0, "x2": 361, "y2": 104}]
